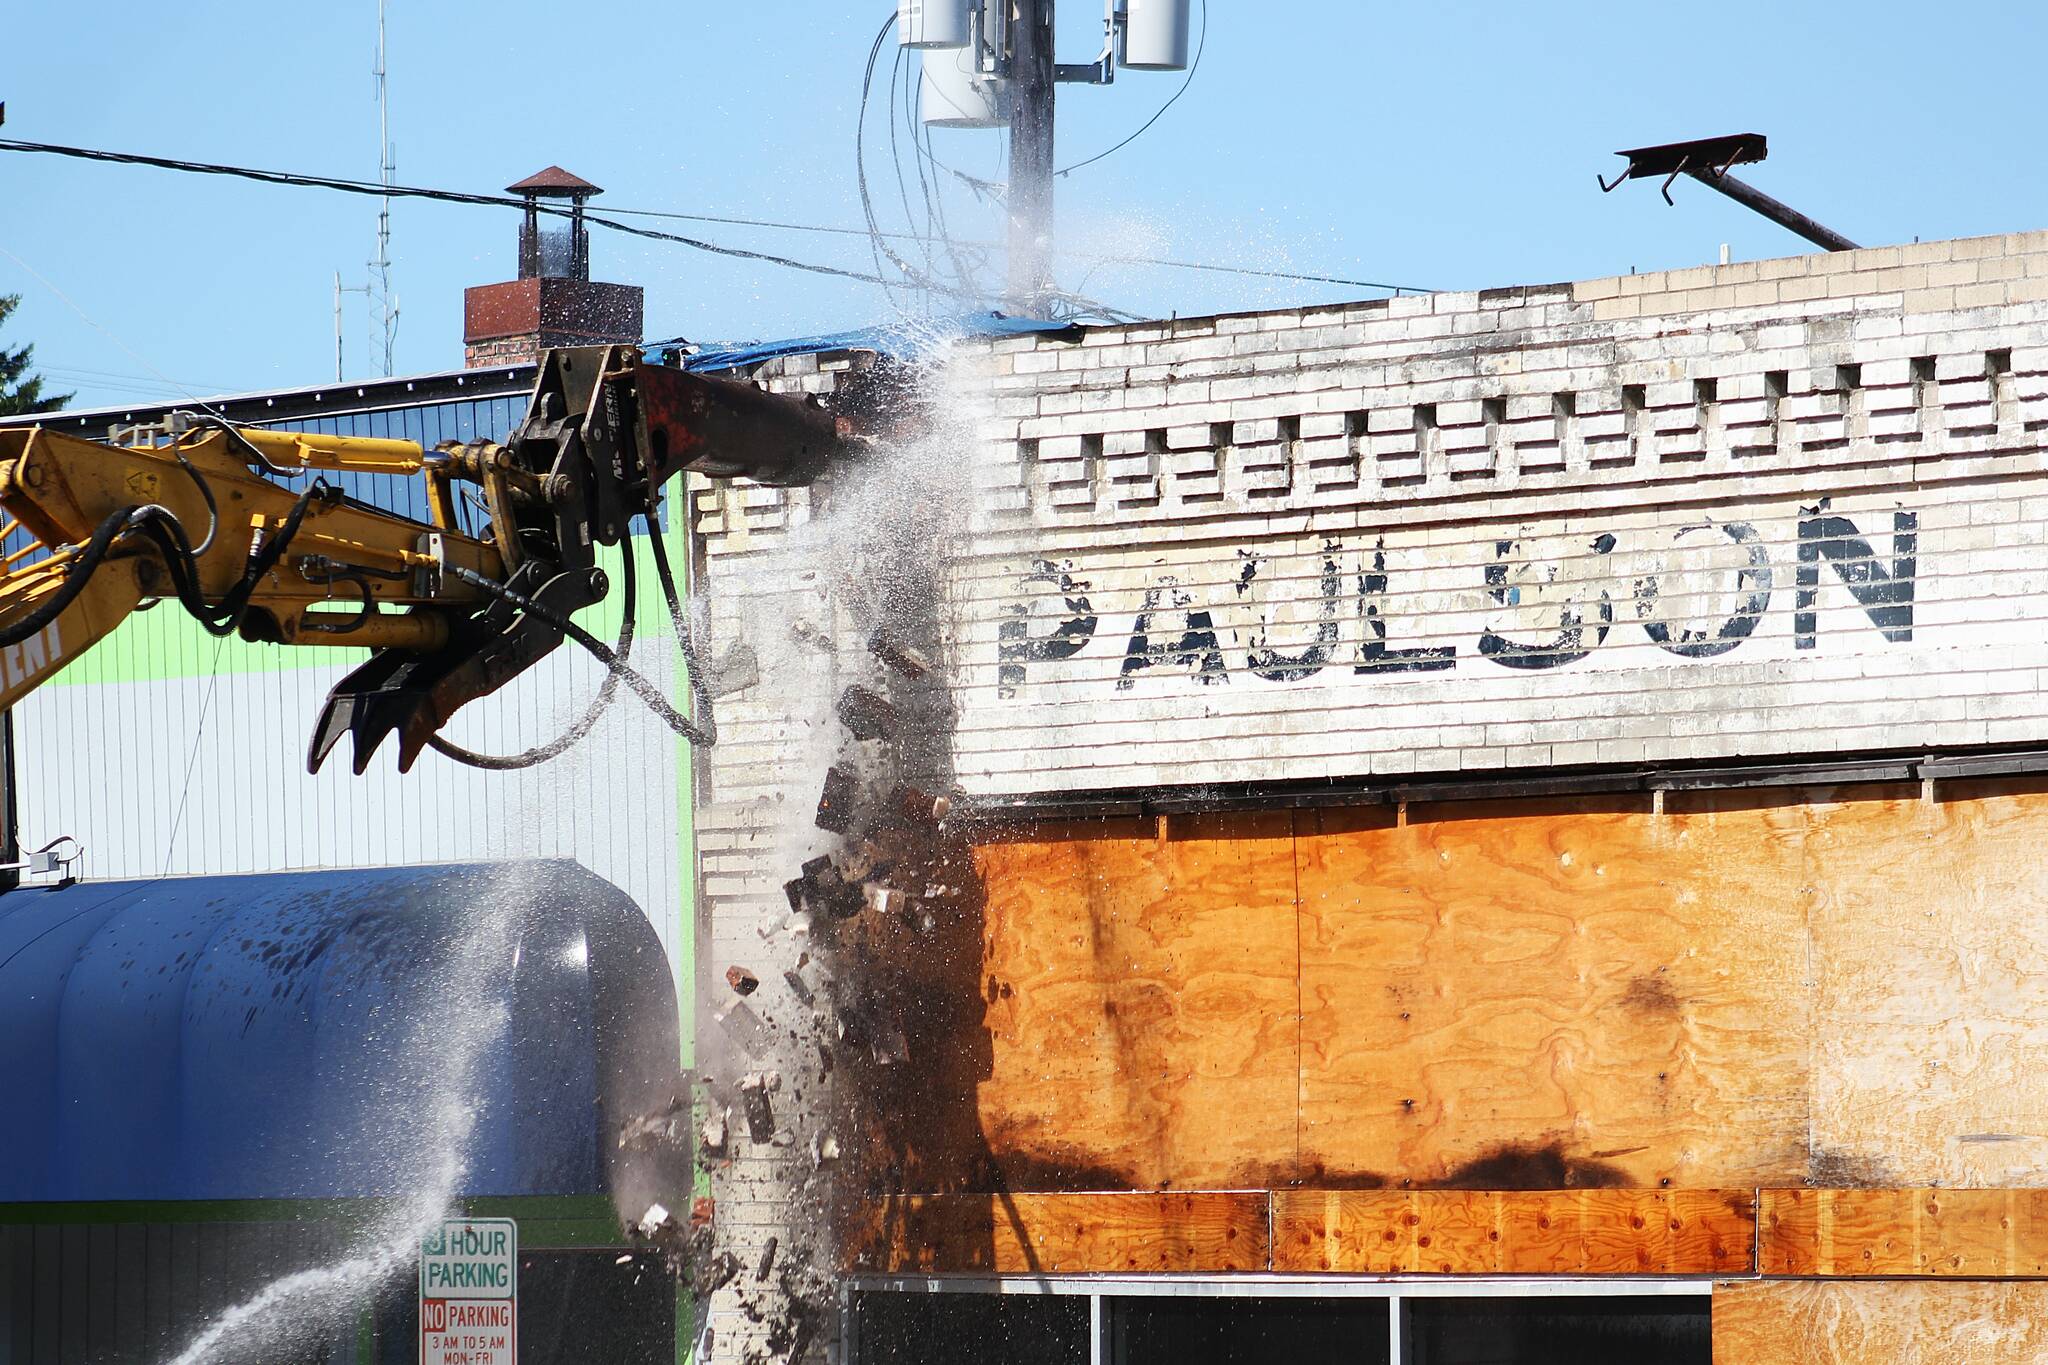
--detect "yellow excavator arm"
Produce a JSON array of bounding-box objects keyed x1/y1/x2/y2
[
  {"x1": 0, "y1": 344, "x2": 855, "y2": 773},
  {"x1": 0, "y1": 422, "x2": 503, "y2": 699}
]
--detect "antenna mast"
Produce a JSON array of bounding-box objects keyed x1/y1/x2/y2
[{"x1": 369, "y1": 0, "x2": 398, "y2": 375}]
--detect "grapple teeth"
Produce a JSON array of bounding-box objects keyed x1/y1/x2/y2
[{"x1": 304, "y1": 564, "x2": 600, "y2": 774}]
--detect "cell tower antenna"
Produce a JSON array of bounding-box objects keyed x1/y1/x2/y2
[{"x1": 368, "y1": 0, "x2": 398, "y2": 375}]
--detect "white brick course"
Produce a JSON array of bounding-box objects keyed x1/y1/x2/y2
[{"x1": 688, "y1": 226, "x2": 2048, "y2": 1360}]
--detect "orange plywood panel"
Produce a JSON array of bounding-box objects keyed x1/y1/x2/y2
[
  {"x1": 1759, "y1": 1188, "x2": 2048, "y2": 1277},
  {"x1": 1804, "y1": 782, "x2": 2048, "y2": 1187},
  {"x1": 972, "y1": 812, "x2": 1302, "y2": 1189},
  {"x1": 1712, "y1": 1279, "x2": 2048, "y2": 1364},
  {"x1": 847, "y1": 1192, "x2": 1270, "y2": 1274},
  {"x1": 1295, "y1": 799, "x2": 1812, "y2": 1189},
  {"x1": 968, "y1": 782, "x2": 2048, "y2": 1196},
  {"x1": 1273, "y1": 1189, "x2": 1752, "y2": 1275}
]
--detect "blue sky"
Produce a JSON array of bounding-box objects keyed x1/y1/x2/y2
[{"x1": 6, "y1": 2, "x2": 2047, "y2": 407}]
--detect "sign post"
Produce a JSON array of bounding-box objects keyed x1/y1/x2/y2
[{"x1": 419, "y1": 1217, "x2": 517, "y2": 1365}]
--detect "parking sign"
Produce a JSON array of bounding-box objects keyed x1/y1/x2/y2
[{"x1": 419, "y1": 1218, "x2": 517, "y2": 1364}]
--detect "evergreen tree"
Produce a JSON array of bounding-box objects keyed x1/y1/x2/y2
[{"x1": 0, "y1": 294, "x2": 71, "y2": 416}]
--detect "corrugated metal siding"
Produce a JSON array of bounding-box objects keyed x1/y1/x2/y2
[
  {"x1": 17, "y1": 546, "x2": 689, "y2": 974},
  {"x1": 0, "y1": 1220, "x2": 356, "y2": 1364},
  {"x1": 11, "y1": 392, "x2": 695, "y2": 1003}
]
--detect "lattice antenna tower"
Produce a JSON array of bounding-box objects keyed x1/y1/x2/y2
[{"x1": 367, "y1": 0, "x2": 399, "y2": 376}]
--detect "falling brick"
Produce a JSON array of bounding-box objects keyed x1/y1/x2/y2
[
  {"x1": 740, "y1": 1083, "x2": 776, "y2": 1144},
  {"x1": 787, "y1": 853, "x2": 863, "y2": 918},
  {"x1": 725, "y1": 965, "x2": 761, "y2": 996},
  {"x1": 696, "y1": 1251, "x2": 741, "y2": 1297},
  {"x1": 836, "y1": 685, "x2": 898, "y2": 740},
  {"x1": 715, "y1": 1001, "x2": 769, "y2": 1057},
  {"x1": 783, "y1": 969, "x2": 815, "y2": 1005},
  {"x1": 707, "y1": 642, "x2": 760, "y2": 698},
  {"x1": 867, "y1": 628, "x2": 930, "y2": 679},
  {"x1": 815, "y1": 764, "x2": 860, "y2": 833},
  {"x1": 894, "y1": 786, "x2": 950, "y2": 824}
]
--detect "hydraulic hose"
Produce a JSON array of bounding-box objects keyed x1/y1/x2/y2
[
  {"x1": 0, "y1": 505, "x2": 136, "y2": 648},
  {"x1": 446, "y1": 563, "x2": 713, "y2": 748},
  {"x1": 646, "y1": 516, "x2": 718, "y2": 747},
  {"x1": 129, "y1": 478, "x2": 330, "y2": 637},
  {"x1": 425, "y1": 526, "x2": 641, "y2": 770}
]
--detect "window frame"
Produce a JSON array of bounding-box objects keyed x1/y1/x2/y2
[{"x1": 843, "y1": 1274, "x2": 1715, "y2": 1365}]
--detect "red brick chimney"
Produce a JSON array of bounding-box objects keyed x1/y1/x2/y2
[{"x1": 464, "y1": 166, "x2": 644, "y2": 368}]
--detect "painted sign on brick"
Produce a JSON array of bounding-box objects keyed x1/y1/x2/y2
[{"x1": 950, "y1": 481, "x2": 2041, "y2": 796}]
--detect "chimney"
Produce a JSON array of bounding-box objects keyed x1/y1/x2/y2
[{"x1": 463, "y1": 166, "x2": 645, "y2": 369}]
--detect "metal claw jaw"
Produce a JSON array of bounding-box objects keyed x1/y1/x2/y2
[{"x1": 306, "y1": 563, "x2": 607, "y2": 775}]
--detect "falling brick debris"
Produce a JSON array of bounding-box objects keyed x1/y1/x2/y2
[
  {"x1": 708, "y1": 641, "x2": 762, "y2": 698},
  {"x1": 836, "y1": 685, "x2": 898, "y2": 741},
  {"x1": 726, "y1": 964, "x2": 761, "y2": 996},
  {"x1": 715, "y1": 1000, "x2": 769, "y2": 1057},
  {"x1": 867, "y1": 628, "x2": 931, "y2": 679},
  {"x1": 815, "y1": 764, "x2": 860, "y2": 833},
  {"x1": 740, "y1": 1071, "x2": 780, "y2": 1143}
]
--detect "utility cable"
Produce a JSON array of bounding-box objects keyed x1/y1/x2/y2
[
  {"x1": 0, "y1": 138, "x2": 931, "y2": 295},
  {"x1": 425, "y1": 518, "x2": 643, "y2": 770},
  {"x1": 0, "y1": 138, "x2": 1431, "y2": 295},
  {"x1": 0, "y1": 239, "x2": 243, "y2": 424},
  {"x1": 645, "y1": 513, "x2": 716, "y2": 747},
  {"x1": 160, "y1": 632, "x2": 226, "y2": 877},
  {"x1": 855, "y1": 14, "x2": 981, "y2": 307},
  {"x1": 447, "y1": 565, "x2": 711, "y2": 748},
  {"x1": 1056, "y1": 0, "x2": 1208, "y2": 178}
]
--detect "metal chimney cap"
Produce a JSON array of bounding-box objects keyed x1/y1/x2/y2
[{"x1": 505, "y1": 166, "x2": 603, "y2": 198}]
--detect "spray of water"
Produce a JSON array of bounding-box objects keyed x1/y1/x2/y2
[
  {"x1": 161, "y1": 331, "x2": 995, "y2": 1362},
  {"x1": 160, "y1": 869, "x2": 531, "y2": 1365},
  {"x1": 681, "y1": 333, "x2": 1000, "y2": 1359},
  {"x1": 744, "y1": 331, "x2": 990, "y2": 877}
]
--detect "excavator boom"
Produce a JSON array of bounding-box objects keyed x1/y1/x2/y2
[{"x1": 0, "y1": 346, "x2": 857, "y2": 772}]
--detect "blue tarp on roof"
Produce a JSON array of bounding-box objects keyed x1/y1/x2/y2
[
  {"x1": 0, "y1": 860, "x2": 678, "y2": 1203},
  {"x1": 671, "y1": 309, "x2": 1080, "y2": 373}
]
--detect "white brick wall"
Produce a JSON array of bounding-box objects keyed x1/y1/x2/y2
[
  {"x1": 688, "y1": 228, "x2": 2048, "y2": 1360},
  {"x1": 926, "y1": 230, "x2": 2048, "y2": 800}
]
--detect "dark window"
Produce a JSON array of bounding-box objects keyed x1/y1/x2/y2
[
  {"x1": 1403, "y1": 1294, "x2": 1709, "y2": 1365},
  {"x1": 854, "y1": 1291, "x2": 1087, "y2": 1365},
  {"x1": 375, "y1": 1251, "x2": 673, "y2": 1365},
  {"x1": 1111, "y1": 1296, "x2": 1388, "y2": 1365},
  {"x1": 521, "y1": 1251, "x2": 674, "y2": 1365}
]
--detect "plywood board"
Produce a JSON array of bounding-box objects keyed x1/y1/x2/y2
[
  {"x1": 847, "y1": 1192, "x2": 1270, "y2": 1274},
  {"x1": 972, "y1": 813, "x2": 1302, "y2": 1188},
  {"x1": 967, "y1": 783, "x2": 2048, "y2": 1196},
  {"x1": 1712, "y1": 1279, "x2": 2048, "y2": 1364},
  {"x1": 1759, "y1": 1188, "x2": 2048, "y2": 1276},
  {"x1": 1806, "y1": 782, "x2": 2048, "y2": 1186},
  {"x1": 1273, "y1": 1189, "x2": 1753, "y2": 1275},
  {"x1": 1295, "y1": 799, "x2": 1812, "y2": 1189}
]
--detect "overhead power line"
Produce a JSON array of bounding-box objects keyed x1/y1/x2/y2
[
  {"x1": 0, "y1": 137, "x2": 937, "y2": 295},
  {"x1": 0, "y1": 136, "x2": 1431, "y2": 296}
]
